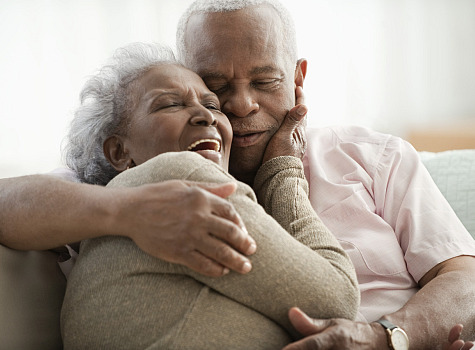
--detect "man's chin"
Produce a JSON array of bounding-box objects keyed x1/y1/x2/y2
[{"x1": 229, "y1": 147, "x2": 264, "y2": 184}]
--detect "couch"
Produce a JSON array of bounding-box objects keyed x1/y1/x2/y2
[{"x1": 1, "y1": 149, "x2": 474, "y2": 350}]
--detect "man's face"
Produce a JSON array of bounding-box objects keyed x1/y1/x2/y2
[{"x1": 184, "y1": 5, "x2": 297, "y2": 183}]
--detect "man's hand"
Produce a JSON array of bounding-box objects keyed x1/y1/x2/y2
[
  {"x1": 444, "y1": 325, "x2": 474, "y2": 350},
  {"x1": 283, "y1": 307, "x2": 474, "y2": 350},
  {"x1": 263, "y1": 86, "x2": 307, "y2": 163},
  {"x1": 282, "y1": 307, "x2": 386, "y2": 350},
  {"x1": 110, "y1": 180, "x2": 256, "y2": 277}
]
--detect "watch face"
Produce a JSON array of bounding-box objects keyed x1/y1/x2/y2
[{"x1": 391, "y1": 328, "x2": 409, "y2": 350}]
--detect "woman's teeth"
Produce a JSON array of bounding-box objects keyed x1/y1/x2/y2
[{"x1": 187, "y1": 139, "x2": 221, "y2": 152}]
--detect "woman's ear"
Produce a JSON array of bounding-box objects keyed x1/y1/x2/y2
[
  {"x1": 103, "y1": 135, "x2": 131, "y2": 172},
  {"x1": 294, "y1": 58, "x2": 308, "y2": 88}
]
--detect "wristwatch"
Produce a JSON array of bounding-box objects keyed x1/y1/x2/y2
[{"x1": 375, "y1": 319, "x2": 409, "y2": 350}]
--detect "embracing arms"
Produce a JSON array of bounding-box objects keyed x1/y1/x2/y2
[
  {"x1": 0, "y1": 174, "x2": 254, "y2": 276},
  {"x1": 105, "y1": 151, "x2": 359, "y2": 335}
]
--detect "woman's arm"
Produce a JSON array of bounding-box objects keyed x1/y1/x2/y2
[
  {"x1": 106, "y1": 152, "x2": 359, "y2": 335},
  {"x1": 254, "y1": 156, "x2": 358, "y2": 287}
]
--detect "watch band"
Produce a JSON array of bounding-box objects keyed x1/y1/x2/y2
[
  {"x1": 376, "y1": 319, "x2": 409, "y2": 350},
  {"x1": 376, "y1": 319, "x2": 398, "y2": 331}
]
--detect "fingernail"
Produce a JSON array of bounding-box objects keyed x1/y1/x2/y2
[
  {"x1": 297, "y1": 105, "x2": 307, "y2": 116},
  {"x1": 242, "y1": 261, "x2": 252, "y2": 273},
  {"x1": 222, "y1": 267, "x2": 230, "y2": 275},
  {"x1": 246, "y1": 242, "x2": 257, "y2": 255}
]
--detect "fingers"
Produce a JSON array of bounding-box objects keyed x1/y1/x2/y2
[
  {"x1": 463, "y1": 341, "x2": 474, "y2": 350},
  {"x1": 183, "y1": 183, "x2": 256, "y2": 274},
  {"x1": 446, "y1": 324, "x2": 474, "y2": 350},
  {"x1": 192, "y1": 182, "x2": 256, "y2": 255},
  {"x1": 288, "y1": 307, "x2": 328, "y2": 336},
  {"x1": 448, "y1": 324, "x2": 464, "y2": 344},
  {"x1": 195, "y1": 232, "x2": 253, "y2": 275},
  {"x1": 287, "y1": 103, "x2": 308, "y2": 124},
  {"x1": 206, "y1": 190, "x2": 256, "y2": 254},
  {"x1": 183, "y1": 250, "x2": 231, "y2": 277},
  {"x1": 195, "y1": 182, "x2": 249, "y2": 234}
]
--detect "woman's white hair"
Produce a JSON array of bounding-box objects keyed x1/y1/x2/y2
[
  {"x1": 64, "y1": 42, "x2": 177, "y2": 185},
  {"x1": 176, "y1": 0, "x2": 297, "y2": 65}
]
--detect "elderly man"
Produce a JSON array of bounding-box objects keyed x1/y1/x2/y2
[
  {"x1": 175, "y1": 1, "x2": 475, "y2": 349},
  {"x1": 0, "y1": 0, "x2": 474, "y2": 349}
]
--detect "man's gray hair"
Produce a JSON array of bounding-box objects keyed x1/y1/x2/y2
[
  {"x1": 176, "y1": 0, "x2": 297, "y2": 65},
  {"x1": 64, "y1": 42, "x2": 176, "y2": 186}
]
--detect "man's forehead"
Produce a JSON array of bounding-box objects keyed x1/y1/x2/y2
[
  {"x1": 184, "y1": 5, "x2": 282, "y2": 49},
  {"x1": 188, "y1": 4, "x2": 279, "y2": 28}
]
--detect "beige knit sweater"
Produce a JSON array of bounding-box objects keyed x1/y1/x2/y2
[{"x1": 61, "y1": 152, "x2": 359, "y2": 350}]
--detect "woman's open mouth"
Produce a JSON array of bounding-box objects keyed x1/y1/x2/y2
[
  {"x1": 187, "y1": 139, "x2": 221, "y2": 152},
  {"x1": 186, "y1": 138, "x2": 223, "y2": 165}
]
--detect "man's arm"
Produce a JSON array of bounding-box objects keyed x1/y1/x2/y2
[
  {"x1": 282, "y1": 255, "x2": 475, "y2": 350},
  {"x1": 0, "y1": 174, "x2": 255, "y2": 276},
  {"x1": 384, "y1": 255, "x2": 475, "y2": 349}
]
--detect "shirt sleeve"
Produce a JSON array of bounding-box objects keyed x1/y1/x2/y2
[{"x1": 373, "y1": 136, "x2": 475, "y2": 282}]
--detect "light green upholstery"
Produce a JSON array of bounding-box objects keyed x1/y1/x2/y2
[{"x1": 420, "y1": 149, "x2": 475, "y2": 239}]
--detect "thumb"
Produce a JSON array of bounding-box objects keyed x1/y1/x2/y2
[
  {"x1": 447, "y1": 324, "x2": 464, "y2": 344},
  {"x1": 194, "y1": 182, "x2": 237, "y2": 199},
  {"x1": 283, "y1": 104, "x2": 307, "y2": 130},
  {"x1": 279, "y1": 104, "x2": 307, "y2": 135},
  {"x1": 288, "y1": 307, "x2": 330, "y2": 336}
]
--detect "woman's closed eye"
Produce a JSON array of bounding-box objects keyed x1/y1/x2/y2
[
  {"x1": 203, "y1": 102, "x2": 221, "y2": 111},
  {"x1": 151, "y1": 102, "x2": 182, "y2": 112}
]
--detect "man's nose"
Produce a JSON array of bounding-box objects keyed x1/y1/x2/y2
[
  {"x1": 189, "y1": 106, "x2": 218, "y2": 126},
  {"x1": 221, "y1": 87, "x2": 259, "y2": 118}
]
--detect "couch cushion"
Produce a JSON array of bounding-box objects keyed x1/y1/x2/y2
[
  {"x1": 0, "y1": 245, "x2": 66, "y2": 350},
  {"x1": 420, "y1": 149, "x2": 475, "y2": 239}
]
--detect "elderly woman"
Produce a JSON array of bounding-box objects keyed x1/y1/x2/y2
[{"x1": 60, "y1": 43, "x2": 359, "y2": 350}]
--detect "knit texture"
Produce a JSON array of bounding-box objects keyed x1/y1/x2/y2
[{"x1": 61, "y1": 152, "x2": 358, "y2": 350}]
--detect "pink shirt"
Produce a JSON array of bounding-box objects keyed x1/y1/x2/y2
[{"x1": 303, "y1": 125, "x2": 475, "y2": 322}]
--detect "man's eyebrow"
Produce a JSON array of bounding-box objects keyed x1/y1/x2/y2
[
  {"x1": 200, "y1": 72, "x2": 226, "y2": 80},
  {"x1": 250, "y1": 66, "x2": 282, "y2": 75},
  {"x1": 200, "y1": 66, "x2": 283, "y2": 80}
]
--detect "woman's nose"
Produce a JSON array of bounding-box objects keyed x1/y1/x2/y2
[{"x1": 189, "y1": 106, "x2": 218, "y2": 127}]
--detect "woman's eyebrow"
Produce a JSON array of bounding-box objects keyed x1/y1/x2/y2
[
  {"x1": 201, "y1": 92, "x2": 218, "y2": 100},
  {"x1": 142, "y1": 90, "x2": 179, "y2": 101}
]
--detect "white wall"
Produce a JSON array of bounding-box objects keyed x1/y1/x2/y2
[{"x1": 1, "y1": 0, "x2": 474, "y2": 178}]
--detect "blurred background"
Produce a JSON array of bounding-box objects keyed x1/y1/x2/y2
[{"x1": 1, "y1": 0, "x2": 474, "y2": 178}]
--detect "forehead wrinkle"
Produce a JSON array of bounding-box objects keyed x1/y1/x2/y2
[
  {"x1": 141, "y1": 89, "x2": 178, "y2": 103},
  {"x1": 250, "y1": 65, "x2": 283, "y2": 75}
]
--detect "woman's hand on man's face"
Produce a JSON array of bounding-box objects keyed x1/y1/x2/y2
[
  {"x1": 262, "y1": 86, "x2": 308, "y2": 163},
  {"x1": 111, "y1": 180, "x2": 256, "y2": 277}
]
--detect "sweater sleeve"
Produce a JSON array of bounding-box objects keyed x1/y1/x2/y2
[{"x1": 254, "y1": 156, "x2": 359, "y2": 288}]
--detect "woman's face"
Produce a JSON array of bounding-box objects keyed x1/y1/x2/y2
[{"x1": 118, "y1": 64, "x2": 232, "y2": 171}]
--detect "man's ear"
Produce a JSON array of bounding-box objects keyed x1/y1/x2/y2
[
  {"x1": 294, "y1": 58, "x2": 308, "y2": 88},
  {"x1": 103, "y1": 135, "x2": 131, "y2": 172}
]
